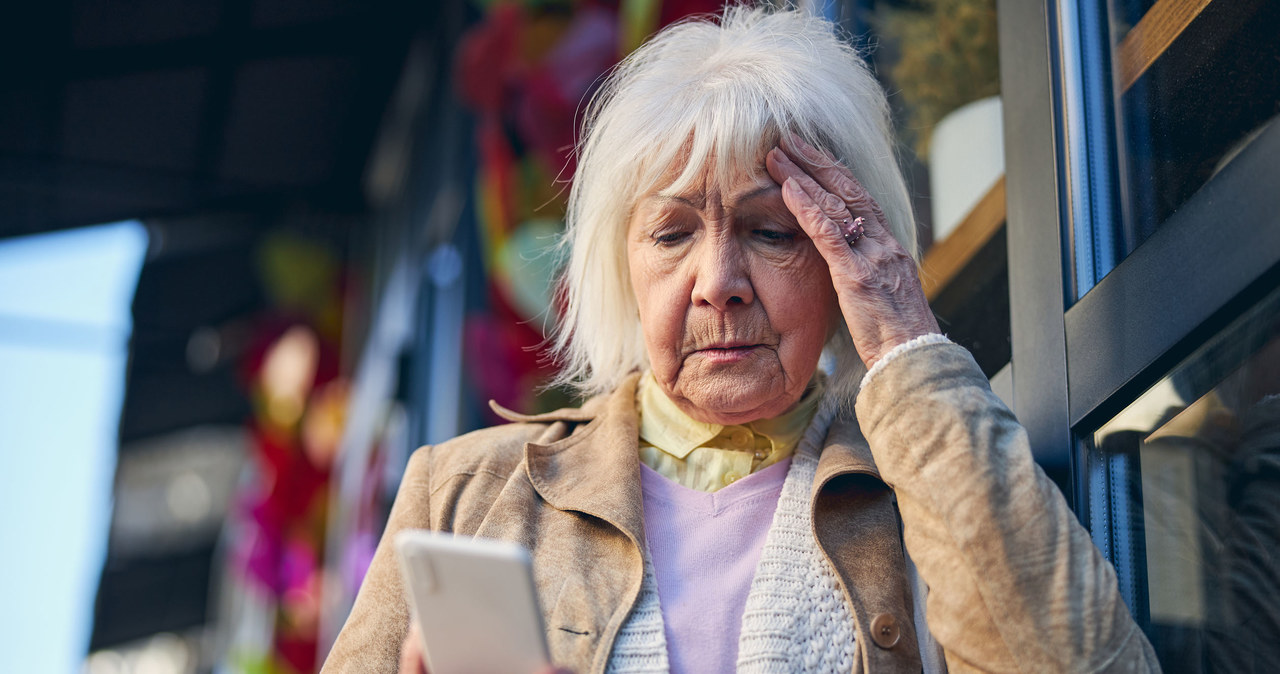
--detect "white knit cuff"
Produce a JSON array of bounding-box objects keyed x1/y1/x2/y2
[{"x1": 859, "y1": 333, "x2": 952, "y2": 392}]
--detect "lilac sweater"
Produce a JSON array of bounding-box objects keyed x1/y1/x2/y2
[{"x1": 639, "y1": 458, "x2": 791, "y2": 673}]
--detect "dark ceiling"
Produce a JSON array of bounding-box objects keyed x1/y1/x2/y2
[
  {"x1": 0, "y1": 0, "x2": 433, "y2": 240},
  {"x1": 0, "y1": 0, "x2": 462, "y2": 653}
]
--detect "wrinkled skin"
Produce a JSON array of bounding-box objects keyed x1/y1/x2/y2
[
  {"x1": 626, "y1": 134, "x2": 939, "y2": 426},
  {"x1": 765, "y1": 135, "x2": 939, "y2": 372},
  {"x1": 627, "y1": 160, "x2": 839, "y2": 425},
  {"x1": 395, "y1": 136, "x2": 941, "y2": 674}
]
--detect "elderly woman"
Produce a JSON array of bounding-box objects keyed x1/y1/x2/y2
[{"x1": 325, "y1": 7, "x2": 1159, "y2": 674}]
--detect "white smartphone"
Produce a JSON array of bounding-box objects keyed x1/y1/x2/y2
[{"x1": 395, "y1": 530, "x2": 551, "y2": 674}]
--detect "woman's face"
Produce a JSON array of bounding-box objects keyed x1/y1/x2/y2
[{"x1": 627, "y1": 163, "x2": 837, "y2": 425}]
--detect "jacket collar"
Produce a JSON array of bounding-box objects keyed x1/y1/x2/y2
[
  {"x1": 519, "y1": 374, "x2": 647, "y2": 546},
  {"x1": 488, "y1": 395, "x2": 604, "y2": 424},
  {"x1": 814, "y1": 408, "x2": 885, "y2": 489},
  {"x1": 506, "y1": 374, "x2": 887, "y2": 545}
]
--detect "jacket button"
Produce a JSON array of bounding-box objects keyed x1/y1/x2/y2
[{"x1": 869, "y1": 613, "x2": 901, "y2": 649}]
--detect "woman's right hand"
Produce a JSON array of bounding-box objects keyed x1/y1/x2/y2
[
  {"x1": 397, "y1": 622, "x2": 428, "y2": 674},
  {"x1": 397, "y1": 622, "x2": 575, "y2": 674},
  {"x1": 765, "y1": 135, "x2": 941, "y2": 370}
]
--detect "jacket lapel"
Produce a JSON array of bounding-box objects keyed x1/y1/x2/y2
[
  {"x1": 522, "y1": 373, "x2": 647, "y2": 549},
  {"x1": 517, "y1": 380, "x2": 922, "y2": 672},
  {"x1": 815, "y1": 413, "x2": 882, "y2": 485},
  {"x1": 813, "y1": 414, "x2": 924, "y2": 673}
]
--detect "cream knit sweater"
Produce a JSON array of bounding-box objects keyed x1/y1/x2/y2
[
  {"x1": 604, "y1": 335, "x2": 952, "y2": 674},
  {"x1": 606, "y1": 397, "x2": 856, "y2": 673}
]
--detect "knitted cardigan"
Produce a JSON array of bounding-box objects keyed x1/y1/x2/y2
[
  {"x1": 605, "y1": 396, "x2": 857, "y2": 673},
  {"x1": 605, "y1": 335, "x2": 957, "y2": 674}
]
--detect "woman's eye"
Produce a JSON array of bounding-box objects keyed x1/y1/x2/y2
[
  {"x1": 753, "y1": 228, "x2": 795, "y2": 243},
  {"x1": 654, "y1": 231, "x2": 690, "y2": 246}
]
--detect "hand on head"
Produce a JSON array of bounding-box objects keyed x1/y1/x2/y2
[
  {"x1": 625, "y1": 153, "x2": 838, "y2": 424},
  {"x1": 765, "y1": 134, "x2": 940, "y2": 370}
]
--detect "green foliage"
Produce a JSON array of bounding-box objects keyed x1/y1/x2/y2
[{"x1": 878, "y1": 0, "x2": 1001, "y2": 158}]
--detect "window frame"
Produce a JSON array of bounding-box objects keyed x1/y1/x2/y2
[{"x1": 998, "y1": 0, "x2": 1280, "y2": 640}]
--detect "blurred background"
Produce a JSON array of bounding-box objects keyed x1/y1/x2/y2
[
  {"x1": 4, "y1": 0, "x2": 1274, "y2": 672},
  {"x1": 3, "y1": 1, "x2": 1000, "y2": 671}
]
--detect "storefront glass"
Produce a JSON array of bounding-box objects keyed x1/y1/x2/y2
[
  {"x1": 1086, "y1": 283, "x2": 1280, "y2": 672},
  {"x1": 872, "y1": 0, "x2": 1010, "y2": 376},
  {"x1": 1107, "y1": 0, "x2": 1280, "y2": 270}
]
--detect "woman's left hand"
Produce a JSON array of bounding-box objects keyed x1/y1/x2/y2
[{"x1": 765, "y1": 135, "x2": 940, "y2": 370}]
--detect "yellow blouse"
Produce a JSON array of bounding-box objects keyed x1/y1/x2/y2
[{"x1": 636, "y1": 372, "x2": 822, "y2": 492}]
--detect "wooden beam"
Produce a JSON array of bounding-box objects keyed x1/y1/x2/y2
[
  {"x1": 1116, "y1": 0, "x2": 1214, "y2": 92},
  {"x1": 919, "y1": 1, "x2": 1214, "y2": 300},
  {"x1": 920, "y1": 175, "x2": 1007, "y2": 301}
]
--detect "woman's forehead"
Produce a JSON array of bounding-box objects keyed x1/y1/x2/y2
[
  {"x1": 636, "y1": 119, "x2": 778, "y2": 182},
  {"x1": 640, "y1": 149, "x2": 775, "y2": 203},
  {"x1": 645, "y1": 176, "x2": 779, "y2": 210}
]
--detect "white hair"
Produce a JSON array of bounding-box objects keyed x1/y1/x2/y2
[{"x1": 550, "y1": 5, "x2": 917, "y2": 404}]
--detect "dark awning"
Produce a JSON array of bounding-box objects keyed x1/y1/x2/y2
[{"x1": 0, "y1": 0, "x2": 429, "y2": 240}]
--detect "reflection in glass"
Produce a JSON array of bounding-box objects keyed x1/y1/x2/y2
[
  {"x1": 1089, "y1": 284, "x2": 1280, "y2": 672},
  {"x1": 872, "y1": 0, "x2": 1010, "y2": 375},
  {"x1": 1110, "y1": 0, "x2": 1280, "y2": 255}
]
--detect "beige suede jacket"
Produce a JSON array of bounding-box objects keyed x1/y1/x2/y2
[{"x1": 323, "y1": 341, "x2": 1160, "y2": 673}]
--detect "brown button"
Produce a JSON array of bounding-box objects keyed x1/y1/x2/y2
[{"x1": 869, "y1": 613, "x2": 901, "y2": 649}]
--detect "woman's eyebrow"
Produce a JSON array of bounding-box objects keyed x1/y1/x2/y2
[
  {"x1": 731, "y1": 184, "x2": 781, "y2": 206},
  {"x1": 647, "y1": 184, "x2": 780, "y2": 210},
  {"x1": 647, "y1": 193, "x2": 701, "y2": 209}
]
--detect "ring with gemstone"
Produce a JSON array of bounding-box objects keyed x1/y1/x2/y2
[{"x1": 843, "y1": 216, "x2": 865, "y2": 246}]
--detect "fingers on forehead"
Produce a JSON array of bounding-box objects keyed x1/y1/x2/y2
[
  {"x1": 771, "y1": 151, "x2": 827, "y2": 202},
  {"x1": 780, "y1": 179, "x2": 821, "y2": 232},
  {"x1": 779, "y1": 139, "x2": 898, "y2": 250},
  {"x1": 786, "y1": 132, "x2": 830, "y2": 162},
  {"x1": 813, "y1": 169, "x2": 889, "y2": 242},
  {"x1": 816, "y1": 165, "x2": 865, "y2": 204},
  {"x1": 781, "y1": 138, "x2": 867, "y2": 204},
  {"x1": 766, "y1": 145, "x2": 801, "y2": 175},
  {"x1": 774, "y1": 143, "x2": 889, "y2": 244},
  {"x1": 783, "y1": 181, "x2": 855, "y2": 258},
  {"x1": 792, "y1": 170, "x2": 847, "y2": 218}
]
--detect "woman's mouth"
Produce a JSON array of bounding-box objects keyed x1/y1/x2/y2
[{"x1": 696, "y1": 344, "x2": 763, "y2": 364}]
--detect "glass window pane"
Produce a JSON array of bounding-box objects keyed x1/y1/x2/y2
[
  {"x1": 1110, "y1": 0, "x2": 1280, "y2": 257},
  {"x1": 1087, "y1": 282, "x2": 1280, "y2": 672},
  {"x1": 871, "y1": 0, "x2": 1010, "y2": 376}
]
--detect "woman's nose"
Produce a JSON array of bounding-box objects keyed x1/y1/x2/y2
[{"x1": 690, "y1": 235, "x2": 754, "y2": 310}]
